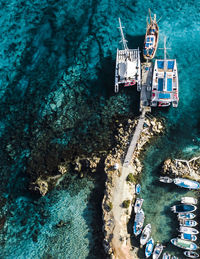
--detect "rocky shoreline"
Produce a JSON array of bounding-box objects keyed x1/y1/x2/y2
[{"x1": 102, "y1": 116, "x2": 164, "y2": 259}]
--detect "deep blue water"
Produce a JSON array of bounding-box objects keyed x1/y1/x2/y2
[{"x1": 0, "y1": 0, "x2": 200, "y2": 258}]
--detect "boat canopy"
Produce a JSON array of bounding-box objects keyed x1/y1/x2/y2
[
  {"x1": 159, "y1": 93, "x2": 171, "y2": 99},
  {"x1": 157, "y1": 61, "x2": 164, "y2": 69},
  {"x1": 167, "y1": 78, "x2": 172, "y2": 91}
]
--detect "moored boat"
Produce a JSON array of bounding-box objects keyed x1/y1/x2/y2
[
  {"x1": 134, "y1": 198, "x2": 144, "y2": 213},
  {"x1": 178, "y1": 212, "x2": 196, "y2": 220},
  {"x1": 136, "y1": 183, "x2": 141, "y2": 195},
  {"x1": 159, "y1": 176, "x2": 173, "y2": 183},
  {"x1": 152, "y1": 243, "x2": 163, "y2": 259},
  {"x1": 171, "y1": 238, "x2": 198, "y2": 250},
  {"x1": 184, "y1": 251, "x2": 199, "y2": 258},
  {"x1": 179, "y1": 226, "x2": 199, "y2": 235},
  {"x1": 162, "y1": 252, "x2": 171, "y2": 259},
  {"x1": 174, "y1": 178, "x2": 200, "y2": 190},
  {"x1": 145, "y1": 237, "x2": 154, "y2": 258},
  {"x1": 140, "y1": 223, "x2": 151, "y2": 247},
  {"x1": 180, "y1": 233, "x2": 197, "y2": 242},
  {"x1": 179, "y1": 219, "x2": 197, "y2": 227},
  {"x1": 133, "y1": 209, "x2": 145, "y2": 236},
  {"x1": 181, "y1": 197, "x2": 198, "y2": 205},
  {"x1": 143, "y1": 9, "x2": 159, "y2": 60},
  {"x1": 171, "y1": 204, "x2": 197, "y2": 213}
]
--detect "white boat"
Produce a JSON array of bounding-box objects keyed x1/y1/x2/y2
[
  {"x1": 133, "y1": 209, "x2": 145, "y2": 236},
  {"x1": 134, "y1": 198, "x2": 144, "y2": 213},
  {"x1": 162, "y1": 253, "x2": 171, "y2": 259},
  {"x1": 180, "y1": 233, "x2": 197, "y2": 242},
  {"x1": 181, "y1": 197, "x2": 198, "y2": 205},
  {"x1": 145, "y1": 237, "x2": 154, "y2": 258},
  {"x1": 171, "y1": 204, "x2": 197, "y2": 213},
  {"x1": 150, "y1": 37, "x2": 179, "y2": 108},
  {"x1": 140, "y1": 224, "x2": 151, "y2": 246},
  {"x1": 178, "y1": 213, "x2": 196, "y2": 220},
  {"x1": 179, "y1": 226, "x2": 199, "y2": 235},
  {"x1": 152, "y1": 243, "x2": 163, "y2": 259},
  {"x1": 174, "y1": 178, "x2": 200, "y2": 190},
  {"x1": 179, "y1": 219, "x2": 197, "y2": 227},
  {"x1": 184, "y1": 251, "x2": 199, "y2": 258},
  {"x1": 171, "y1": 238, "x2": 198, "y2": 250},
  {"x1": 159, "y1": 176, "x2": 173, "y2": 183},
  {"x1": 115, "y1": 18, "x2": 141, "y2": 93}
]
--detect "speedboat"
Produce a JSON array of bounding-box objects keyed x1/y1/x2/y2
[
  {"x1": 162, "y1": 252, "x2": 171, "y2": 259},
  {"x1": 140, "y1": 224, "x2": 151, "y2": 246},
  {"x1": 180, "y1": 233, "x2": 197, "y2": 242},
  {"x1": 133, "y1": 209, "x2": 145, "y2": 236},
  {"x1": 174, "y1": 178, "x2": 200, "y2": 190},
  {"x1": 179, "y1": 226, "x2": 199, "y2": 235},
  {"x1": 134, "y1": 198, "x2": 144, "y2": 213},
  {"x1": 143, "y1": 9, "x2": 159, "y2": 60},
  {"x1": 145, "y1": 237, "x2": 154, "y2": 258},
  {"x1": 136, "y1": 183, "x2": 141, "y2": 195},
  {"x1": 171, "y1": 204, "x2": 197, "y2": 213},
  {"x1": 159, "y1": 176, "x2": 173, "y2": 183},
  {"x1": 152, "y1": 243, "x2": 163, "y2": 259},
  {"x1": 181, "y1": 197, "x2": 198, "y2": 205},
  {"x1": 171, "y1": 238, "x2": 198, "y2": 250},
  {"x1": 184, "y1": 251, "x2": 199, "y2": 258},
  {"x1": 179, "y1": 219, "x2": 197, "y2": 227},
  {"x1": 178, "y1": 213, "x2": 196, "y2": 220}
]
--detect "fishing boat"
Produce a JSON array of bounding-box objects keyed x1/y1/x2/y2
[
  {"x1": 171, "y1": 238, "x2": 198, "y2": 250},
  {"x1": 135, "y1": 183, "x2": 141, "y2": 195},
  {"x1": 179, "y1": 219, "x2": 197, "y2": 227},
  {"x1": 178, "y1": 213, "x2": 196, "y2": 220},
  {"x1": 133, "y1": 209, "x2": 145, "y2": 236},
  {"x1": 134, "y1": 198, "x2": 144, "y2": 213},
  {"x1": 159, "y1": 176, "x2": 173, "y2": 183},
  {"x1": 152, "y1": 243, "x2": 163, "y2": 259},
  {"x1": 140, "y1": 224, "x2": 151, "y2": 247},
  {"x1": 150, "y1": 37, "x2": 179, "y2": 108},
  {"x1": 179, "y1": 226, "x2": 199, "y2": 235},
  {"x1": 174, "y1": 178, "x2": 200, "y2": 190},
  {"x1": 143, "y1": 9, "x2": 159, "y2": 60},
  {"x1": 171, "y1": 256, "x2": 178, "y2": 259},
  {"x1": 171, "y1": 204, "x2": 197, "y2": 213},
  {"x1": 184, "y1": 251, "x2": 199, "y2": 258},
  {"x1": 162, "y1": 253, "x2": 171, "y2": 259},
  {"x1": 115, "y1": 18, "x2": 141, "y2": 93},
  {"x1": 145, "y1": 237, "x2": 154, "y2": 258},
  {"x1": 181, "y1": 197, "x2": 198, "y2": 205},
  {"x1": 180, "y1": 233, "x2": 197, "y2": 242}
]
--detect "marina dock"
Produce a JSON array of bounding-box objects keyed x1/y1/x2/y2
[{"x1": 140, "y1": 62, "x2": 152, "y2": 112}]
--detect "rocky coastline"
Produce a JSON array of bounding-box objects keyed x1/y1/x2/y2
[{"x1": 102, "y1": 116, "x2": 164, "y2": 259}]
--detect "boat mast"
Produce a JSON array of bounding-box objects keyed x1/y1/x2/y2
[
  {"x1": 118, "y1": 18, "x2": 128, "y2": 51},
  {"x1": 149, "y1": 9, "x2": 152, "y2": 24}
]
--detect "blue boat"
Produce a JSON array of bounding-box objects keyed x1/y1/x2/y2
[
  {"x1": 178, "y1": 212, "x2": 196, "y2": 220},
  {"x1": 180, "y1": 233, "x2": 197, "y2": 241},
  {"x1": 179, "y1": 219, "x2": 197, "y2": 227},
  {"x1": 145, "y1": 237, "x2": 154, "y2": 258},
  {"x1": 174, "y1": 178, "x2": 200, "y2": 190},
  {"x1": 171, "y1": 238, "x2": 198, "y2": 250},
  {"x1": 136, "y1": 184, "x2": 141, "y2": 195},
  {"x1": 171, "y1": 204, "x2": 197, "y2": 213},
  {"x1": 133, "y1": 209, "x2": 145, "y2": 236},
  {"x1": 162, "y1": 253, "x2": 171, "y2": 259}
]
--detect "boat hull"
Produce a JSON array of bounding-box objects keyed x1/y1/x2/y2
[
  {"x1": 180, "y1": 233, "x2": 197, "y2": 241},
  {"x1": 134, "y1": 198, "x2": 144, "y2": 214},
  {"x1": 181, "y1": 197, "x2": 198, "y2": 205},
  {"x1": 174, "y1": 178, "x2": 200, "y2": 190},
  {"x1": 171, "y1": 204, "x2": 197, "y2": 213},
  {"x1": 152, "y1": 243, "x2": 163, "y2": 259},
  {"x1": 178, "y1": 213, "x2": 196, "y2": 220},
  {"x1": 179, "y1": 226, "x2": 199, "y2": 235},
  {"x1": 184, "y1": 251, "x2": 199, "y2": 258},
  {"x1": 145, "y1": 238, "x2": 154, "y2": 258},
  {"x1": 171, "y1": 238, "x2": 197, "y2": 250},
  {"x1": 140, "y1": 224, "x2": 151, "y2": 246}
]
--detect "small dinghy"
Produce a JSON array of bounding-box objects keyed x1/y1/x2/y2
[
  {"x1": 171, "y1": 238, "x2": 198, "y2": 250},
  {"x1": 181, "y1": 197, "x2": 198, "y2": 205},
  {"x1": 174, "y1": 178, "x2": 200, "y2": 190},
  {"x1": 184, "y1": 251, "x2": 199, "y2": 258},
  {"x1": 133, "y1": 209, "x2": 145, "y2": 236},
  {"x1": 145, "y1": 237, "x2": 154, "y2": 258},
  {"x1": 152, "y1": 243, "x2": 163, "y2": 259},
  {"x1": 140, "y1": 224, "x2": 151, "y2": 247},
  {"x1": 171, "y1": 204, "x2": 197, "y2": 213},
  {"x1": 179, "y1": 226, "x2": 199, "y2": 235},
  {"x1": 136, "y1": 184, "x2": 141, "y2": 195},
  {"x1": 171, "y1": 256, "x2": 178, "y2": 259},
  {"x1": 134, "y1": 198, "x2": 144, "y2": 213},
  {"x1": 179, "y1": 219, "x2": 197, "y2": 227},
  {"x1": 159, "y1": 176, "x2": 173, "y2": 183},
  {"x1": 162, "y1": 253, "x2": 171, "y2": 259},
  {"x1": 178, "y1": 212, "x2": 196, "y2": 220},
  {"x1": 180, "y1": 233, "x2": 197, "y2": 242}
]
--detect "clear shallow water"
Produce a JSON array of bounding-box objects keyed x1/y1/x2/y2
[{"x1": 0, "y1": 0, "x2": 199, "y2": 258}]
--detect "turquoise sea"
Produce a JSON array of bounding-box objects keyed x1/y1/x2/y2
[{"x1": 0, "y1": 0, "x2": 200, "y2": 258}]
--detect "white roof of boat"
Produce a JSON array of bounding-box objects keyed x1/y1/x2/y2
[{"x1": 118, "y1": 60, "x2": 137, "y2": 79}]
